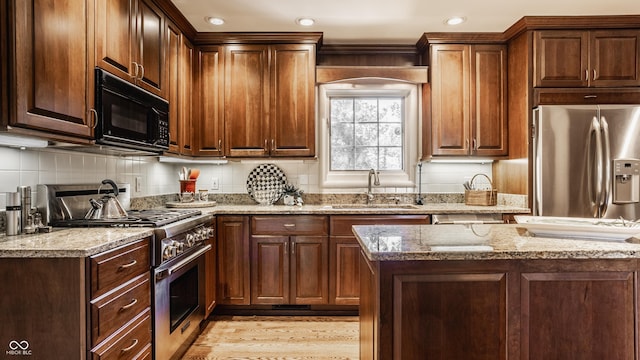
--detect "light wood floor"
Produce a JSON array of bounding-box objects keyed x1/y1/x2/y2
[{"x1": 180, "y1": 315, "x2": 359, "y2": 360}]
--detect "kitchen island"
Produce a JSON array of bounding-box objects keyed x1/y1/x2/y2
[{"x1": 354, "y1": 224, "x2": 640, "y2": 360}]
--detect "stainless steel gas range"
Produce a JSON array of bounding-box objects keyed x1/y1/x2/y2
[{"x1": 37, "y1": 183, "x2": 213, "y2": 360}]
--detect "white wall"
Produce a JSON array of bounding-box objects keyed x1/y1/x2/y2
[{"x1": 0, "y1": 146, "x2": 493, "y2": 209}]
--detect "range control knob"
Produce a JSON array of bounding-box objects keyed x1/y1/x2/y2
[
  {"x1": 186, "y1": 233, "x2": 195, "y2": 246},
  {"x1": 163, "y1": 245, "x2": 177, "y2": 260}
]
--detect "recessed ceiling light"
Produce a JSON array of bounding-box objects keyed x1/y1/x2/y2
[
  {"x1": 296, "y1": 17, "x2": 315, "y2": 27},
  {"x1": 445, "y1": 16, "x2": 466, "y2": 26},
  {"x1": 205, "y1": 17, "x2": 225, "y2": 26}
]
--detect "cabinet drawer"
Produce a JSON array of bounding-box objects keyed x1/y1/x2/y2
[
  {"x1": 252, "y1": 215, "x2": 328, "y2": 235},
  {"x1": 330, "y1": 215, "x2": 430, "y2": 236},
  {"x1": 90, "y1": 237, "x2": 151, "y2": 298},
  {"x1": 90, "y1": 274, "x2": 150, "y2": 347},
  {"x1": 91, "y1": 308, "x2": 151, "y2": 360}
]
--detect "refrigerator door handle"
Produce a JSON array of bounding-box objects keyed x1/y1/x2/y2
[
  {"x1": 587, "y1": 116, "x2": 602, "y2": 217},
  {"x1": 599, "y1": 115, "x2": 611, "y2": 216}
]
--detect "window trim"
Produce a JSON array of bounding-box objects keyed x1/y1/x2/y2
[{"x1": 318, "y1": 81, "x2": 420, "y2": 189}]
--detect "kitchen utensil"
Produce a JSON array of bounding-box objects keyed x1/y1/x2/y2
[
  {"x1": 84, "y1": 179, "x2": 128, "y2": 220},
  {"x1": 6, "y1": 192, "x2": 21, "y2": 236},
  {"x1": 189, "y1": 168, "x2": 200, "y2": 179}
]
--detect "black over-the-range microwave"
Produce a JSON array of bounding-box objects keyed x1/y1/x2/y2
[{"x1": 94, "y1": 68, "x2": 169, "y2": 152}]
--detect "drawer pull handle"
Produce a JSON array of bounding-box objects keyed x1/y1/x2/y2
[
  {"x1": 120, "y1": 298, "x2": 138, "y2": 311},
  {"x1": 119, "y1": 260, "x2": 137, "y2": 270},
  {"x1": 121, "y1": 339, "x2": 139, "y2": 353},
  {"x1": 283, "y1": 224, "x2": 296, "y2": 228}
]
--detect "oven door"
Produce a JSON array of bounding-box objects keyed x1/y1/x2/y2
[{"x1": 153, "y1": 244, "x2": 210, "y2": 360}]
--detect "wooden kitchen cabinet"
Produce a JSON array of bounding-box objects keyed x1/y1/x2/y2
[
  {"x1": 0, "y1": 236, "x2": 152, "y2": 360},
  {"x1": 250, "y1": 215, "x2": 329, "y2": 305},
  {"x1": 224, "y1": 44, "x2": 316, "y2": 158},
  {"x1": 329, "y1": 215, "x2": 430, "y2": 305},
  {"x1": 194, "y1": 46, "x2": 225, "y2": 156},
  {"x1": 8, "y1": 0, "x2": 95, "y2": 140},
  {"x1": 205, "y1": 217, "x2": 217, "y2": 317},
  {"x1": 534, "y1": 29, "x2": 640, "y2": 88},
  {"x1": 216, "y1": 216, "x2": 251, "y2": 305},
  {"x1": 520, "y1": 269, "x2": 635, "y2": 359},
  {"x1": 88, "y1": 237, "x2": 152, "y2": 357},
  {"x1": 166, "y1": 20, "x2": 196, "y2": 155},
  {"x1": 430, "y1": 43, "x2": 508, "y2": 157},
  {"x1": 95, "y1": 0, "x2": 165, "y2": 98},
  {"x1": 360, "y1": 254, "x2": 638, "y2": 360}
]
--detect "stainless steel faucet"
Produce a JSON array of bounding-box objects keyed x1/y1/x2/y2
[{"x1": 367, "y1": 169, "x2": 380, "y2": 203}]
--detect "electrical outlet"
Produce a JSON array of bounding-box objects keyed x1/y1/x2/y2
[
  {"x1": 211, "y1": 177, "x2": 219, "y2": 190},
  {"x1": 135, "y1": 176, "x2": 142, "y2": 193}
]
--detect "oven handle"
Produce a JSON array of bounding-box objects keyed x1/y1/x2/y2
[{"x1": 166, "y1": 244, "x2": 212, "y2": 276}]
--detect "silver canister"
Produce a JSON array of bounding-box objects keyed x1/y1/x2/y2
[
  {"x1": 6, "y1": 192, "x2": 21, "y2": 236},
  {"x1": 18, "y1": 186, "x2": 31, "y2": 233}
]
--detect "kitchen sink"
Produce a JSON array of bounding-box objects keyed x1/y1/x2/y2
[{"x1": 329, "y1": 204, "x2": 420, "y2": 210}]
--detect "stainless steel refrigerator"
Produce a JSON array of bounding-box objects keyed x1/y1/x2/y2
[{"x1": 533, "y1": 104, "x2": 640, "y2": 219}]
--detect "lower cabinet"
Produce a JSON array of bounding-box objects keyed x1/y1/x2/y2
[
  {"x1": 88, "y1": 237, "x2": 152, "y2": 359},
  {"x1": 204, "y1": 216, "x2": 217, "y2": 317},
  {"x1": 216, "y1": 215, "x2": 251, "y2": 305},
  {"x1": 329, "y1": 215, "x2": 430, "y2": 305},
  {"x1": 0, "y1": 236, "x2": 152, "y2": 360},
  {"x1": 360, "y1": 255, "x2": 637, "y2": 359},
  {"x1": 250, "y1": 215, "x2": 329, "y2": 305}
]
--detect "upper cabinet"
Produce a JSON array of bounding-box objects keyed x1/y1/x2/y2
[
  {"x1": 429, "y1": 43, "x2": 508, "y2": 157},
  {"x1": 534, "y1": 30, "x2": 640, "y2": 88},
  {"x1": 194, "y1": 46, "x2": 225, "y2": 156},
  {"x1": 223, "y1": 43, "x2": 317, "y2": 158},
  {"x1": 166, "y1": 20, "x2": 197, "y2": 155},
  {"x1": 95, "y1": 0, "x2": 165, "y2": 98},
  {"x1": 8, "y1": 0, "x2": 95, "y2": 140}
]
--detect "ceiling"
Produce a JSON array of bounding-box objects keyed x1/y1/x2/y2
[{"x1": 171, "y1": 0, "x2": 639, "y2": 44}]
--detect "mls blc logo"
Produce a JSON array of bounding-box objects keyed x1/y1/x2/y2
[{"x1": 6, "y1": 340, "x2": 32, "y2": 356}]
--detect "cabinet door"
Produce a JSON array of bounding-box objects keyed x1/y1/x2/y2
[
  {"x1": 590, "y1": 30, "x2": 640, "y2": 87},
  {"x1": 471, "y1": 45, "x2": 507, "y2": 156},
  {"x1": 393, "y1": 273, "x2": 508, "y2": 359},
  {"x1": 251, "y1": 235, "x2": 289, "y2": 304},
  {"x1": 134, "y1": 0, "x2": 164, "y2": 97},
  {"x1": 430, "y1": 44, "x2": 471, "y2": 155},
  {"x1": 534, "y1": 30, "x2": 589, "y2": 87},
  {"x1": 195, "y1": 46, "x2": 225, "y2": 156},
  {"x1": 224, "y1": 45, "x2": 270, "y2": 157},
  {"x1": 270, "y1": 44, "x2": 316, "y2": 157},
  {"x1": 12, "y1": 0, "x2": 94, "y2": 139},
  {"x1": 95, "y1": 0, "x2": 136, "y2": 84},
  {"x1": 216, "y1": 216, "x2": 250, "y2": 305},
  {"x1": 178, "y1": 36, "x2": 194, "y2": 154},
  {"x1": 165, "y1": 21, "x2": 181, "y2": 154},
  {"x1": 291, "y1": 236, "x2": 328, "y2": 304},
  {"x1": 329, "y1": 237, "x2": 360, "y2": 305},
  {"x1": 204, "y1": 221, "x2": 217, "y2": 317},
  {"x1": 521, "y1": 271, "x2": 635, "y2": 359}
]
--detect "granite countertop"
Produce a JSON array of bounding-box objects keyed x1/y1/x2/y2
[
  {"x1": 183, "y1": 203, "x2": 530, "y2": 215},
  {"x1": 0, "y1": 202, "x2": 529, "y2": 258},
  {"x1": 353, "y1": 224, "x2": 640, "y2": 261},
  {"x1": 0, "y1": 227, "x2": 153, "y2": 258}
]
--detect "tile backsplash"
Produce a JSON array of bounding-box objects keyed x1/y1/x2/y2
[{"x1": 0, "y1": 146, "x2": 495, "y2": 210}]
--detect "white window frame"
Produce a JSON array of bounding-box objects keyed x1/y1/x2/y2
[{"x1": 318, "y1": 81, "x2": 420, "y2": 189}]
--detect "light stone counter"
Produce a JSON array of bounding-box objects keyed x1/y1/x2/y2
[
  {"x1": 0, "y1": 227, "x2": 153, "y2": 258},
  {"x1": 353, "y1": 224, "x2": 640, "y2": 261},
  {"x1": 186, "y1": 203, "x2": 530, "y2": 215},
  {"x1": 0, "y1": 203, "x2": 529, "y2": 258}
]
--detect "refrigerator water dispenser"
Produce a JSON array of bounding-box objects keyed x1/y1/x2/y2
[{"x1": 613, "y1": 159, "x2": 640, "y2": 204}]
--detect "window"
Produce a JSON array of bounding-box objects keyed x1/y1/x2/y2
[
  {"x1": 318, "y1": 81, "x2": 420, "y2": 189},
  {"x1": 330, "y1": 97, "x2": 404, "y2": 171}
]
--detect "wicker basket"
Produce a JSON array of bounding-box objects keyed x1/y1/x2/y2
[{"x1": 464, "y1": 173, "x2": 497, "y2": 206}]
